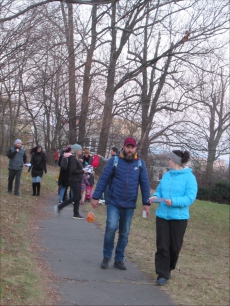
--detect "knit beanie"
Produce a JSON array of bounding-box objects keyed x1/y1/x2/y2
[
  {"x1": 71, "y1": 144, "x2": 82, "y2": 153},
  {"x1": 14, "y1": 139, "x2": 22, "y2": 145},
  {"x1": 64, "y1": 145, "x2": 72, "y2": 153},
  {"x1": 84, "y1": 149, "x2": 90, "y2": 154}
]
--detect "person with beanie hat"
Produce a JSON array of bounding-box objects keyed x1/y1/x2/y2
[
  {"x1": 7, "y1": 139, "x2": 27, "y2": 196},
  {"x1": 28, "y1": 145, "x2": 47, "y2": 196},
  {"x1": 15, "y1": 139, "x2": 22, "y2": 145},
  {"x1": 72, "y1": 144, "x2": 82, "y2": 153},
  {"x1": 54, "y1": 144, "x2": 87, "y2": 219},
  {"x1": 79, "y1": 148, "x2": 93, "y2": 167}
]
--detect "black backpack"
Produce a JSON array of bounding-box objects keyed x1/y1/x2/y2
[{"x1": 60, "y1": 156, "x2": 69, "y2": 171}]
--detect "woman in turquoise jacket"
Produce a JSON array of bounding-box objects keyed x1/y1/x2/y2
[{"x1": 150, "y1": 150, "x2": 197, "y2": 286}]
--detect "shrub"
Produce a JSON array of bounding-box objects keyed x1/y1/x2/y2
[
  {"x1": 211, "y1": 180, "x2": 230, "y2": 205},
  {"x1": 197, "y1": 186, "x2": 212, "y2": 201},
  {"x1": 197, "y1": 180, "x2": 230, "y2": 204}
]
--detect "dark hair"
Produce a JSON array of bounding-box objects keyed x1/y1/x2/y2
[
  {"x1": 111, "y1": 146, "x2": 118, "y2": 153},
  {"x1": 30, "y1": 145, "x2": 44, "y2": 155},
  {"x1": 172, "y1": 150, "x2": 190, "y2": 164}
]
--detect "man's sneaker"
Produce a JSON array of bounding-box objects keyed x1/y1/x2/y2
[
  {"x1": 156, "y1": 278, "x2": 167, "y2": 286},
  {"x1": 101, "y1": 257, "x2": 110, "y2": 269},
  {"x1": 54, "y1": 205, "x2": 60, "y2": 216},
  {"x1": 73, "y1": 214, "x2": 84, "y2": 219},
  {"x1": 58, "y1": 200, "x2": 62, "y2": 204},
  {"x1": 113, "y1": 261, "x2": 126, "y2": 270}
]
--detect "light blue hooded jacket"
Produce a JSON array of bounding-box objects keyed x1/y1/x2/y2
[{"x1": 152, "y1": 167, "x2": 197, "y2": 220}]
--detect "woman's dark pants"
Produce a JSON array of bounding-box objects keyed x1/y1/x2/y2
[
  {"x1": 58, "y1": 182, "x2": 81, "y2": 216},
  {"x1": 155, "y1": 217, "x2": 187, "y2": 280}
]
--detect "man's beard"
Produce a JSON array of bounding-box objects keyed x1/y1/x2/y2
[{"x1": 123, "y1": 150, "x2": 135, "y2": 161}]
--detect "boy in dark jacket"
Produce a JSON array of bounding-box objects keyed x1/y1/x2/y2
[{"x1": 91, "y1": 137, "x2": 150, "y2": 270}]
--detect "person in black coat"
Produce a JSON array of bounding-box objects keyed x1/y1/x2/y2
[
  {"x1": 54, "y1": 144, "x2": 87, "y2": 219},
  {"x1": 58, "y1": 145, "x2": 72, "y2": 203},
  {"x1": 28, "y1": 145, "x2": 47, "y2": 196}
]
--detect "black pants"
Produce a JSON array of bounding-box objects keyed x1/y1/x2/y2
[
  {"x1": 58, "y1": 182, "x2": 81, "y2": 216},
  {"x1": 8, "y1": 169, "x2": 22, "y2": 195},
  {"x1": 155, "y1": 217, "x2": 187, "y2": 280}
]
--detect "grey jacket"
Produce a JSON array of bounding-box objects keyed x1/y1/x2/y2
[{"x1": 7, "y1": 147, "x2": 27, "y2": 170}]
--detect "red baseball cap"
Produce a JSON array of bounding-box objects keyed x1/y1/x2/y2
[{"x1": 124, "y1": 137, "x2": 137, "y2": 147}]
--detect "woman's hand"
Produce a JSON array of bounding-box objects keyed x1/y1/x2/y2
[
  {"x1": 149, "y1": 196, "x2": 157, "y2": 204},
  {"x1": 164, "y1": 199, "x2": 172, "y2": 206}
]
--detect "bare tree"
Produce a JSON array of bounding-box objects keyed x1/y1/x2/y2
[{"x1": 173, "y1": 58, "x2": 229, "y2": 185}]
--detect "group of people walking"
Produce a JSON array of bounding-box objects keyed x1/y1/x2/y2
[{"x1": 7, "y1": 137, "x2": 198, "y2": 287}]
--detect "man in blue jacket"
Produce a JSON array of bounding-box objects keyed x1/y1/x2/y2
[
  {"x1": 7, "y1": 139, "x2": 27, "y2": 196},
  {"x1": 91, "y1": 137, "x2": 150, "y2": 270}
]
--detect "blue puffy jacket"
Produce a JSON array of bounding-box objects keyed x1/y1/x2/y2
[
  {"x1": 93, "y1": 153, "x2": 150, "y2": 209},
  {"x1": 152, "y1": 167, "x2": 197, "y2": 220}
]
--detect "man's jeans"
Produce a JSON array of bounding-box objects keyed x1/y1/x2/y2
[
  {"x1": 103, "y1": 205, "x2": 134, "y2": 262},
  {"x1": 8, "y1": 169, "x2": 22, "y2": 195}
]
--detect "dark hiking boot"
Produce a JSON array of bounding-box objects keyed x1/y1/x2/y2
[
  {"x1": 156, "y1": 278, "x2": 167, "y2": 286},
  {"x1": 113, "y1": 261, "x2": 126, "y2": 270},
  {"x1": 101, "y1": 258, "x2": 110, "y2": 269}
]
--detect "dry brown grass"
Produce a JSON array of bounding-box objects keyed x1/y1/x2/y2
[
  {"x1": 82, "y1": 193, "x2": 230, "y2": 306},
  {"x1": 0, "y1": 155, "x2": 60, "y2": 305}
]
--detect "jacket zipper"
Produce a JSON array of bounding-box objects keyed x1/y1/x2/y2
[
  {"x1": 167, "y1": 174, "x2": 174, "y2": 219},
  {"x1": 123, "y1": 163, "x2": 130, "y2": 207}
]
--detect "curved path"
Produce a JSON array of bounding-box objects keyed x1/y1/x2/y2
[{"x1": 39, "y1": 196, "x2": 175, "y2": 305}]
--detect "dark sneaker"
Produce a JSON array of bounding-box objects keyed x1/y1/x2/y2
[
  {"x1": 113, "y1": 261, "x2": 126, "y2": 270},
  {"x1": 73, "y1": 214, "x2": 84, "y2": 219},
  {"x1": 101, "y1": 257, "x2": 110, "y2": 269},
  {"x1": 156, "y1": 278, "x2": 167, "y2": 286},
  {"x1": 54, "y1": 205, "x2": 60, "y2": 216}
]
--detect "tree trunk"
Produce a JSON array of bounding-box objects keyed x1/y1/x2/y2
[
  {"x1": 78, "y1": 5, "x2": 97, "y2": 147},
  {"x1": 62, "y1": 3, "x2": 77, "y2": 144}
]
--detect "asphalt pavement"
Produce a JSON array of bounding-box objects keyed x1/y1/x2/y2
[{"x1": 39, "y1": 195, "x2": 175, "y2": 306}]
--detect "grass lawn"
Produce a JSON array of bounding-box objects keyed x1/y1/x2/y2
[
  {"x1": 0, "y1": 154, "x2": 229, "y2": 305},
  {"x1": 0, "y1": 155, "x2": 60, "y2": 305},
  {"x1": 82, "y1": 193, "x2": 230, "y2": 306}
]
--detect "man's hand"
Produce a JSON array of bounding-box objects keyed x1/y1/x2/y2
[
  {"x1": 91, "y1": 199, "x2": 99, "y2": 209},
  {"x1": 16, "y1": 149, "x2": 19, "y2": 152},
  {"x1": 142, "y1": 205, "x2": 150, "y2": 217}
]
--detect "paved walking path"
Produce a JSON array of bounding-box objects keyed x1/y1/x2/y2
[{"x1": 39, "y1": 196, "x2": 175, "y2": 305}]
